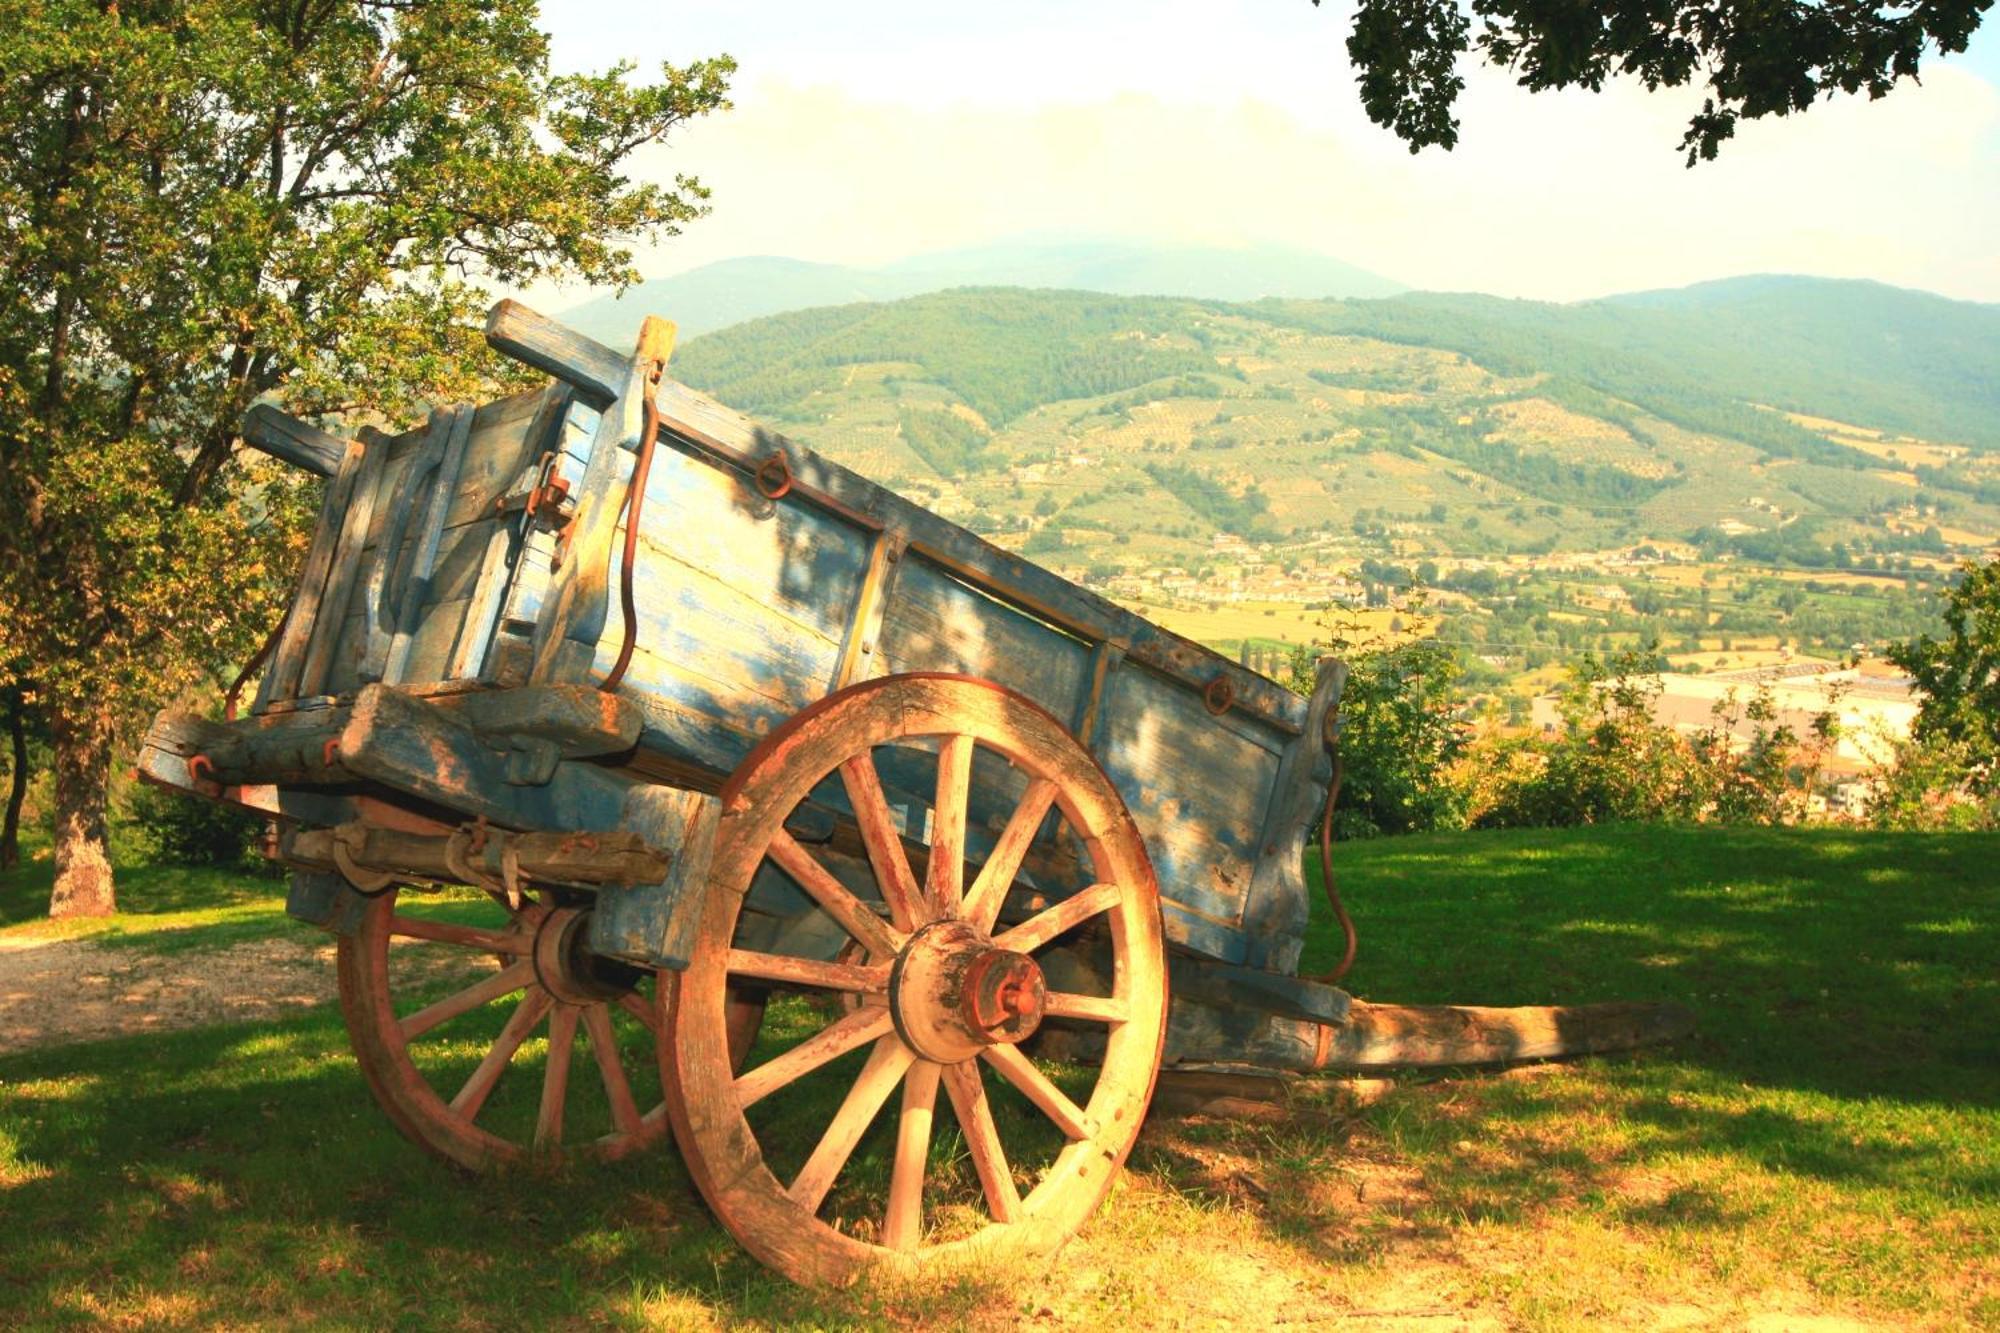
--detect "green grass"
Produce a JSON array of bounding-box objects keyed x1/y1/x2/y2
[
  {"x1": 0, "y1": 842, "x2": 291, "y2": 954},
  {"x1": 1, "y1": 825, "x2": 1994, "y2": 1327}
]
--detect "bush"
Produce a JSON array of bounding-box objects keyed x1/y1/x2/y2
[
  {"x1": 1476, "y1": 651, "x2": 1703, "y2": 828},
  {"x1": 1292, "y1": 606, "x2": 1471, "y2": 838},
  {"x1": 1866, "y1": 735, "x2": 2000, "y2": 831},
  {"x1": 124, "y1": 779, "x2": 265, "y2": 867}
]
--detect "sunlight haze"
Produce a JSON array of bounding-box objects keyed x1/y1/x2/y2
[{"x1": 537, "y1": 1, "x2": 2000, "y2": 304}]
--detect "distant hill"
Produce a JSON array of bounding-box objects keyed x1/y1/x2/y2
[
  {"x1": 663, "y1": 280, "x2": 2000, "y2": 573},
  {"x1": 562, "y1": 238, "x2": 1406, "y2": 344},
  {"x1": 1271, "y1": 275, "x2": 2000, "y2": 453}
]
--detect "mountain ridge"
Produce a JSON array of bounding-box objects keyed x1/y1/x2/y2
[{"x1": 562, "y1": 237, "x2": 1407, "y2": 343}]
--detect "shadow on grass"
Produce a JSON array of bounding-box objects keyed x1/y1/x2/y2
[{"x1": 0, "y1": 1011, "x2": 1014, "y2": 1328}]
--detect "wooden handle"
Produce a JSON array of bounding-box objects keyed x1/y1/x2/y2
[
  {"x1": 241, "y1": 404, "x2": 349, "y2": 477},
  {"x1": 636, "y1": 314, "x2": 677, "y2": 365},
  {"x1": 484, "y1": 299, "x2": 628, "y2": 409}
]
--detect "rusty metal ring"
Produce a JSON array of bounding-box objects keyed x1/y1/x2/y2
[
  {"x1": 753, "y1": 451, "x2": 793, "y2": 500},
  {"x1": 1203, "y1": 674, "x2": 1234, "y2": 716}
]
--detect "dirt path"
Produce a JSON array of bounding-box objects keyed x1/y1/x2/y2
[{"x1": 0, "y1": 932, "x2": 340, "y2": 1055}]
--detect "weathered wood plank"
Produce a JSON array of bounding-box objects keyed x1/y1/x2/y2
[
  {"x1": 259, "y1": 436, "x2": 366, "y2": 708},
  {"x1": 241, "y1": 404, "x2": 348, "y2": 477},
  {"x1": 874, "y1": 554, "x2": 1091, "y2": 721},
  {"x1": 361, "y1": 409, "x2": 452, "y2": 681},
  {"x1": 1238, "y1": 659, "x2": 1347, "y2": 973},
  {"x1": 1095, "y1": 660, "x2": 1281, "y2": 930},
  {"x1": 384, "y1": 404, "x2": 477, "y2": 684},
  {"x1": 485, "y1": 299, "x2": 628, "y2": 410},
  {"x1": 298, "y1": 431, "x2": 392, "y2": 697},
  {"x1": 648, "y1": 376, "x2": 1308, "y2": 736},
  {"x1": 529, "y1": 350, "x2": 650, "y2": 685},
  {"x1": 334, "y1": 683, "x2": 642, "y2": 834}
]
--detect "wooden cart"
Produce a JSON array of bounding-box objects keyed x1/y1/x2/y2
[{"x1": 141, "y1": 303, "x2": 1689, "y2": 1286}]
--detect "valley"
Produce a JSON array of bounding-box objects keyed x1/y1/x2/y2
[{"x1": 662, "y1": 279, "x2": 1997, "y2": 687}]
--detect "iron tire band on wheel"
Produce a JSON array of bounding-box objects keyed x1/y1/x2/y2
[{"x1": 662, "y1": 673, "x2": 1169, "y2": 1287}]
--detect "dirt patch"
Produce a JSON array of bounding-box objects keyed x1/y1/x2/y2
[{"x1": 0, "y1": 933, "x2": 340, "y2": 1054}]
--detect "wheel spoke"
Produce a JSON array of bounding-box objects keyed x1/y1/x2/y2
[
  {"x1": 981, "y1": 1042, "x2": 1091, "y2": 1140},
  {"x1": 535, "y1": 1004, "x2": 580, "y2": 1149},
  {"x1": 839, "y1": 751, "x2": 925, "y2": 931},
  {"x1": 942, "y1": 1060, "x2": 1020, "y2": 1223},
  {"x1": 726, "y1": 948, "x2": 890, "y2": 995},
  {"x1": 1041, "y1": 991, "x2": 1128, "y2": 1023},
  {"x1": 389, "y1": 914, "x2": 529, "y2": 955},
  {"x1": 735, "y1": 1005, "x2": 895, "y2": 1109},
  {"x1": 582, "y1": 1003, "x2": 643, "y2": 1136},
  {"x1": 991, "y1": 881, "x2": 1122, "y2": 956},
  {"x1": 398, "y1": 960, "x2": 534, "y2": 1040},
  {"x1": 963, "y1": 777, "x2": 1058, "y2": 933},
  {"x1": 883, "y1": 1060, "x2": 942, "y2": 1250},
  {"x1": 768, "y1": 830, "x2": 903, "y2": 958},
  {"x1": 615, "y1": 988, "x2": 660, "y2": 1034},
  {"x1": 787, "y1": 1036, "x2": 916, "y2": 1214},
  {"x1": 449, "y1": 988, "x2": 552, "y2": 1121},
  {"x1": 926, "y1": 734, "x2": 974, "y2": 919}
]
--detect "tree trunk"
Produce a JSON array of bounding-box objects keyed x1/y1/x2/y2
[
  {"x1": 47, "y1": 706, "x2": 115, "y2": 918},
  {"x1": 1, "y1": 695, "x2": 25, "y2": 871}
]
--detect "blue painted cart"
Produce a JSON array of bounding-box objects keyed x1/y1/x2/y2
[{"x1": 142, "y1": 303, "x2": 1687, "y2": 1285}]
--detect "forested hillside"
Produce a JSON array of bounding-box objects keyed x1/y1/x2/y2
[{"x1": 668, "y1": 281, "x2": 2000, "y2": 575}]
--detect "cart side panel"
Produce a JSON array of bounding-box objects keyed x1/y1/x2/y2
[
  {"x1": 1094, "y1": 662, "x2": 1285, "y2": 963},
  {"x1": 584, "y1": 435, "x2": 874, "y2": 777},
  {"x1": 264, "y1": 388, "x2": 560, "y2": 706},
  {"x1": 875, "y1": 554, "x2": 1093, "y2": 722}
]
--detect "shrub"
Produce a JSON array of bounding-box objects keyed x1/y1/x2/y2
[
  {"x1": 124, "y1": 779, "x2": 265, "y2": 867},
  {"x1": 1866, "y1": 735, "x2": 2000, "y2": 831},
  {"x1": 1291, "y1": 605, "x2": 1471, "y2": 837}
]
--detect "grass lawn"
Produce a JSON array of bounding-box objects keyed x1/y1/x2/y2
[
  {"x1": 1, "y1": 825, "x2": 1994, "y2": 1328},
  {"x1": 0, "y1": 845, "x2": 292, "y2": 956}
]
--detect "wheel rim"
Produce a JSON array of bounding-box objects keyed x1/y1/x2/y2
[
  {"x1": 663, "y1": 673, "x2": 1168, "y2": 1286},
  {"x1": 336, "y1": 884, "x2": 685, "y2": 1168}
]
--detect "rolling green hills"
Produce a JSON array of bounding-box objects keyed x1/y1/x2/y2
[{"x1": 666, "y1": 281, "x2": 2000, "y2": 575}]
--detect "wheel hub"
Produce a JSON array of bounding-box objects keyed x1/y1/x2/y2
[
  {"x1": 890, "y1": 919, "x2": 1047, "y2": 1062},
  {"x1": 532, "y1": 906, "x2": 641, "y2": 1006}
]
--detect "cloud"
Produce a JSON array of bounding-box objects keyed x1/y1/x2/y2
[{"x1": 584, "y1": 62, "x2": 2000, "y2": 304}]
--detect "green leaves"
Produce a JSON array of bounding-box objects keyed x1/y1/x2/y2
[
  {"x1": 0, "y1": 2, "x2": 732, "y2": 880},
  {"x1": 1892, "y1": 557, "x2": 2000, "y2": 765},
  {"x1": 1316, "y1": 0, "x2": 1990, "y2": 163}
]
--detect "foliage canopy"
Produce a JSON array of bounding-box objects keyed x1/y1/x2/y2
[
  {"x1": 0, "y1": 0, "x2": 731, "y2": 914},
  {"x1": 1321, "y1": 0, "x2": 1993, "y2": 162},
  {"x1": 1892, "y1": 558, "x2": 2000, "y2": 764}
]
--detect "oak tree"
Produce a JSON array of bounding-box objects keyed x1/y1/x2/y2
[{"x1": 0, "y1": 1, "x2": 731, "y2": 916}]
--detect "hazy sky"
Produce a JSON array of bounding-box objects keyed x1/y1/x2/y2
[{"x1": 537, "y1": 2, "x2": 2000, "y2": 304}]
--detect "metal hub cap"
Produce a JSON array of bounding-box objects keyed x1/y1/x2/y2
[{"x1": 890, "y1": 919, "x2": 1048, "y2": 1062}]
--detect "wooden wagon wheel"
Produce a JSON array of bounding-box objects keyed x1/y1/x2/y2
[
  {"x1": 663, "y1": 673, "x2": 1168, "y2": 1286},
  {"x1": 337, "y1": 885, "x2": 762, "y2": 1169}
]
